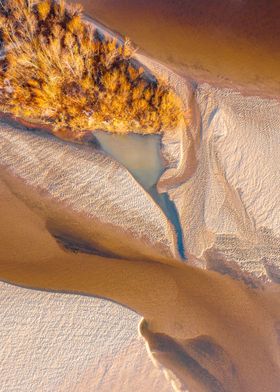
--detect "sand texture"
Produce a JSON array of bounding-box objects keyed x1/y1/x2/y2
[
  {"x1": 161, "y1": 83, "x2": 280, "y2": 283},
  {"x1": 0, "y1": 281, "x2": 172, "y2": 392},
  {"x1": 1, "y1": 2, "x2": 280, "y2": 391},
  {"x1": 0, "y1": 121, "x2": 179, "y2": 261},
  {"x1": 136, "y1": 52, "x2": 280, "y2": 284},
  {"x1": 1, "y1": 130, "x2": 280, "y2": 391},
  {"x1": 0, "y1": 121, "x2": 179, "y2": 391}
]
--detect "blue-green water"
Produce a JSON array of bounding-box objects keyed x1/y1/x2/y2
[{"x1": 94, "y1": 131, "x2": 185, "y2": 259}]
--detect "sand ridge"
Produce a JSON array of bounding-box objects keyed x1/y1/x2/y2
[
  {"x1": 1, "y1": 170, "x2": 280, "y2": 391},
  {"x1": 0, "y1": 121, "x2": 180, "y2": 262},
  {"x1": 1, "y1": 133, "x2": 280, "y2": 390},
  {"x1": 1, "y1": 2, "x2": 280, "y2": 389},
  {"x1": 136, "y1": 52, "x2": 280, "y2": 284}
]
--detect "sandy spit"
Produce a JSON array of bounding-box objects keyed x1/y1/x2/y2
[
  {"x1": 0, "y1": 122, "x2": 179, "y2": 262},
  {"x1": 135, "y1": 51, "x2": 280, "y2": 285},
  {"x1": 0, "y1": 121, "x2": 180, "y2": 391},
  {"x1": 1, "y1": 120, "x2": 280, "y2": 391},
  {"x1": 1, "y1": 164, "x2": 280, "y2": 391},
  {"x1": 1, "y1": 3, "x2": 280, "y2": 390}
]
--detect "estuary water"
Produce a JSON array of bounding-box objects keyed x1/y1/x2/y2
[{"x1": 94, "y1": 131, "x2": 185, "y2": 258}]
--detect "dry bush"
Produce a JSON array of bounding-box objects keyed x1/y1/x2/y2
[{"x1": 0, "y1": 0, "x2": 185, "y2": 140}]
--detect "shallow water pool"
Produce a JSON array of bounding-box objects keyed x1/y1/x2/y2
[{"x1": 95, "y1": 131, "x2": 185, "y2": 258}]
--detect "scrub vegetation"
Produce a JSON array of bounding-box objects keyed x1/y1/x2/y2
[{"x1": 0, "y1": 0, "x2": 184, "y2": 140}]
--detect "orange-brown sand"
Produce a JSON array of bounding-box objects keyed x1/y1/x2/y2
[
  {"x1": 1, "y1": 150, "x2": 280, "y2": 391},
  {"x1": 2, "y1": 2, "x2": 280, "y2": 390}
]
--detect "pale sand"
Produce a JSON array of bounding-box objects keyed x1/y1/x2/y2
[
  {"x1": 170, "y1": 84, "x2": 280, "y2": 282},
  {"x1": 0, "y1": 281, "x2": 172, "y2": 392},
  {"x1": 2, "y1": 3, "x2": 280, "y2": 391},
  {"x1": 0, "y1": 120, "x2": 180, "y2": 390},
  {"x1": 138, "y1": 54, "x2": 280, "y2": 283},
  {"x1": 0, "y1": 123, "x2": 179, "y2": 391},
  {"x1": 1, "y1": 125, "x2": 280, "y2": 391},
  {"x1": 0, "y1": 165, "x2": 280, "y2": 392},
  {"x1": 0, "y1": 122, "x2": 179, "y2": 262}
]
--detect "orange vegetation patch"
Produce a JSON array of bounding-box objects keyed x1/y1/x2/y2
[{"x1": 0, "y1": 0, "x2": 185, "y2": 141}]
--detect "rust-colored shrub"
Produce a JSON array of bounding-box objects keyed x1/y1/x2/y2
[{"x1": 0, "y1": 0, "x2": 185, "y2": 141}]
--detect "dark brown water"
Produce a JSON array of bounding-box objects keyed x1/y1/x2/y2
[{"x1": 80, "y1": 0, "x2": 280, "y2": 97}]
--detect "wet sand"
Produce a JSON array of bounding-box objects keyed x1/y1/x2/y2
[
  {"x1": 1, "y1": 105, "x2": 280, "y2": 390},
  {"x1": 0, "y1": 121, "x2": 180, "y2": 262},
  {"x1": 1, "y1": 168, "x2": 280, "y2": 391},
  {"x1": 80, "y1": 0, "x2": 280, "y2": 98},
  {"x1": 1, "y1": 2, "x2": 280, "y2": 390},
  {"x1": 0, "y1": 124, "x2": 178, "y2": 391},
  {"x1": 1, "y1": 60, "x2": 280, "y2": 392}
]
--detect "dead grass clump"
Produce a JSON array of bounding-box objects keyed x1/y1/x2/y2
[{"x1": 0, "y1": 0, "x2": 185, "y2": 140}]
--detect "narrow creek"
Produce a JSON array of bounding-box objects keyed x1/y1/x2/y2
[{"x1": 94, "y1": 131, "x2": 185, "y2": 259}]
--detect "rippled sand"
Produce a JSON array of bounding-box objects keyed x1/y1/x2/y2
[
  {"x1": 2, "y1": 107, "x2": 280, "y2": 391},
  {"x1": 2, "y1": 1, "x2": 280, "y2": 391},
  {"x1": 0, "y1": 281, "x2": 172, "y2": 392}
]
